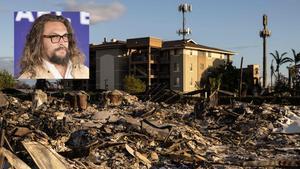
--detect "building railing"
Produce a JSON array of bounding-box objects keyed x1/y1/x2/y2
[{"x1": 131, "y1": 55, "x2": 159, "y2": 63}]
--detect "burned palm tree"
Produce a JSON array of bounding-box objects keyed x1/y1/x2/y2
[
  {"x1": 290, "y1": 49, "x2": 300, "y2": 66},
  {"x1": 270, "y1": 50, "x2": 292, "y2": 83},
  {"x1": 288, "y1": 49, "x2": 300, "y2": 89}
]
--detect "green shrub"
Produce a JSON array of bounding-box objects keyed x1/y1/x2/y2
[
  {"x1": 123, "y1": 75, "x2": 146, "y2": 94},
  {"x1": 209, "y1": 75, "x2": 221, "y2": 93},
  {"x1": 0, "y1": 70, "x2": 15, "y2": 89}
]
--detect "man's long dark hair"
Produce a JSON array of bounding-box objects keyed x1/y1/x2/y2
[{"x1": 19, "y1": 14, "x2": 85, "y2": 77}]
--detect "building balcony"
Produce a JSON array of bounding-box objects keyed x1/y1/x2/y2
[
  {"x1": 130, "y1": 55, "x2": 158, "y2": 64},
  {"x1": 158, "y1": 73, "x2": 170, "y2": 79},
  {"x1": 134, "y1": 74, "x2": 157, "y2": 79}
]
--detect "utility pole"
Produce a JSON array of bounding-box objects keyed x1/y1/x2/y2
[
  {"x1": 260, "y1": 14, "x2": 271, "y2": 88},
  {"x1": 239, "y1": 57, "x2": 244, "y2": 97},
  {"x1": 177, "y1": 3, "x2": 192, "y2": 40}
]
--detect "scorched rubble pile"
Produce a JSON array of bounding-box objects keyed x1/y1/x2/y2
[{"x1": 0, "y1": 90, "x2": 300, "y2": 168}]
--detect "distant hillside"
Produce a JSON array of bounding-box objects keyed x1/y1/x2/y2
[{"x1": 0, "y1": 57, "x2": 13, "y2": 74}]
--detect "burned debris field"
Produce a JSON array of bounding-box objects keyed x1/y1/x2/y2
[
  {"x1": 0, "y1": 89, "x2": 299, "y2": 169},
  {"x1": 1, "y1": 0, "x2": 300, "y2": 168}
]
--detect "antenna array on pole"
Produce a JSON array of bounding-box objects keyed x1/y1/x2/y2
[
  {"x1": 259, "y1": 14, "x2": 271, "y2": 88},
  {"x1": 177, "y1": 3, "x2": 192, "y2": 40}
]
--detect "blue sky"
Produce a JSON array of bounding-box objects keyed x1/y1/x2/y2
[{"x1": 1, "y1": 0, "x2": 300, "y2": 81}]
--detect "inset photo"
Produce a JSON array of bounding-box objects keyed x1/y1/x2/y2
[{"x1": 14, "y1": 11, "x2": 90, "y2": 79}]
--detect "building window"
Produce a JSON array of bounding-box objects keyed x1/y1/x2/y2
[
  {"x1": 190, "y1": 63, "x2": 193, "y2": 71},
  {"x1": 190, "y1": 77, "x2": 193, "y2": 86},
  {"x1": 198, "y1": 51, "x2": 205, "y2": 56},
  {"x1": 173, "y1": 49, "x2": 181, "y2": 55},
  {"x1": 190, "y1": 50, "x2": 193, "y2": 55},
  {"x1": 164, "y1": 51, "x2": 170, "y2": 57},
  {"x1": 254, "y1": 78, "x2": 258, "y2": 85},
  {"x1": 170, "y1": 50, "x2": 174, "y2": 55},
  {"x1": 174, "y1": 49, "x2": 178, "y2": 55},
  {"x1": 174, "y1": 77, "x2": 180, "y2": 86},
  {"x1": 208, "y1": 52, "x2": 212, "y2": 58},
  {"x1": 174, "y1": 63, "x2": 179, "y2": 72},
  {"x1": 199, "y1": 64, "x2": 204, "y2": 70},
  {"x1": 255, "y1": 68, "x2": 259, "y2": 75}
]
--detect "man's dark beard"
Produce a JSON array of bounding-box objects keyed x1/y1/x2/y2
[{"x1": 49, "y1": 47, "x2": 70, "y2": 66}]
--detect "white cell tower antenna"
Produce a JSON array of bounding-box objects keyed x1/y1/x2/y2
[
  {"x1": 259, "y1": 14, "x2": 271, "y2": 88},
  {"x1": 177, "y1": 3, "x2": 192, "y2": 40}
]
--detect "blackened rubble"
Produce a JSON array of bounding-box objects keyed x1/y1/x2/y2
[{"x1": 0, "y1": 89, "x2": 300, "y2": 168}]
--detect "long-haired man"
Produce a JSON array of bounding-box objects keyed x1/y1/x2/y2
[{"x1": 18, "y1": 14, "x2": 89, "y2": 79}]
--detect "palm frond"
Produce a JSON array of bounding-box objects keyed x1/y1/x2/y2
[
  {"x1": 270, "y1": 52, "x2": 279, "y2": 60},
  {"x1": 296, "y1": 53, "x2": 300, "y2": 64},
  {"x1": 280, "y1": 57, "x2": 293, "y2": 65},
  {"x1": 279, "y1": 52, "x2": 288, "y2": 60},
  {"x1": 292, "y1": 49, "x2": 297, "y2": 58},
  {"x1": 270, "y1": 51, "x2": 293, "y2": 75},
  {"x1": 295, "y1": 51, "x2": 300, "y2": 64},
  {"x1": 276, "y1": 50, "x2": 279, "y2": 58}
]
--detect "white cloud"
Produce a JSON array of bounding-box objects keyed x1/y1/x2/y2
[{"x1": 61, "y1": 0, "x2": 126, "y2": 24}]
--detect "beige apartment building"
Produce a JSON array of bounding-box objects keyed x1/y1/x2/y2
[
  {"x1": 90, "y1": 39, "x2": 128, "y2": 90},
  {"x1": 127, "y1": 37, "x2": 163, "y2": 87},
  {"x1": 162, "y1": 39, "x2": 234, "y2": 92},
  {"x1": 90, "y1": 37, "x2": 235, "y2": 92}
]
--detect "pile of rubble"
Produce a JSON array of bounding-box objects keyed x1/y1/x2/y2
[{"x1": 0, "y1": 90, "x2": 300, "y2": 168}]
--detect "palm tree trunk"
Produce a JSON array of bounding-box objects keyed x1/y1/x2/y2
[{"x1": 277, "y1": 71, "x2": 280, "y2": 84}]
